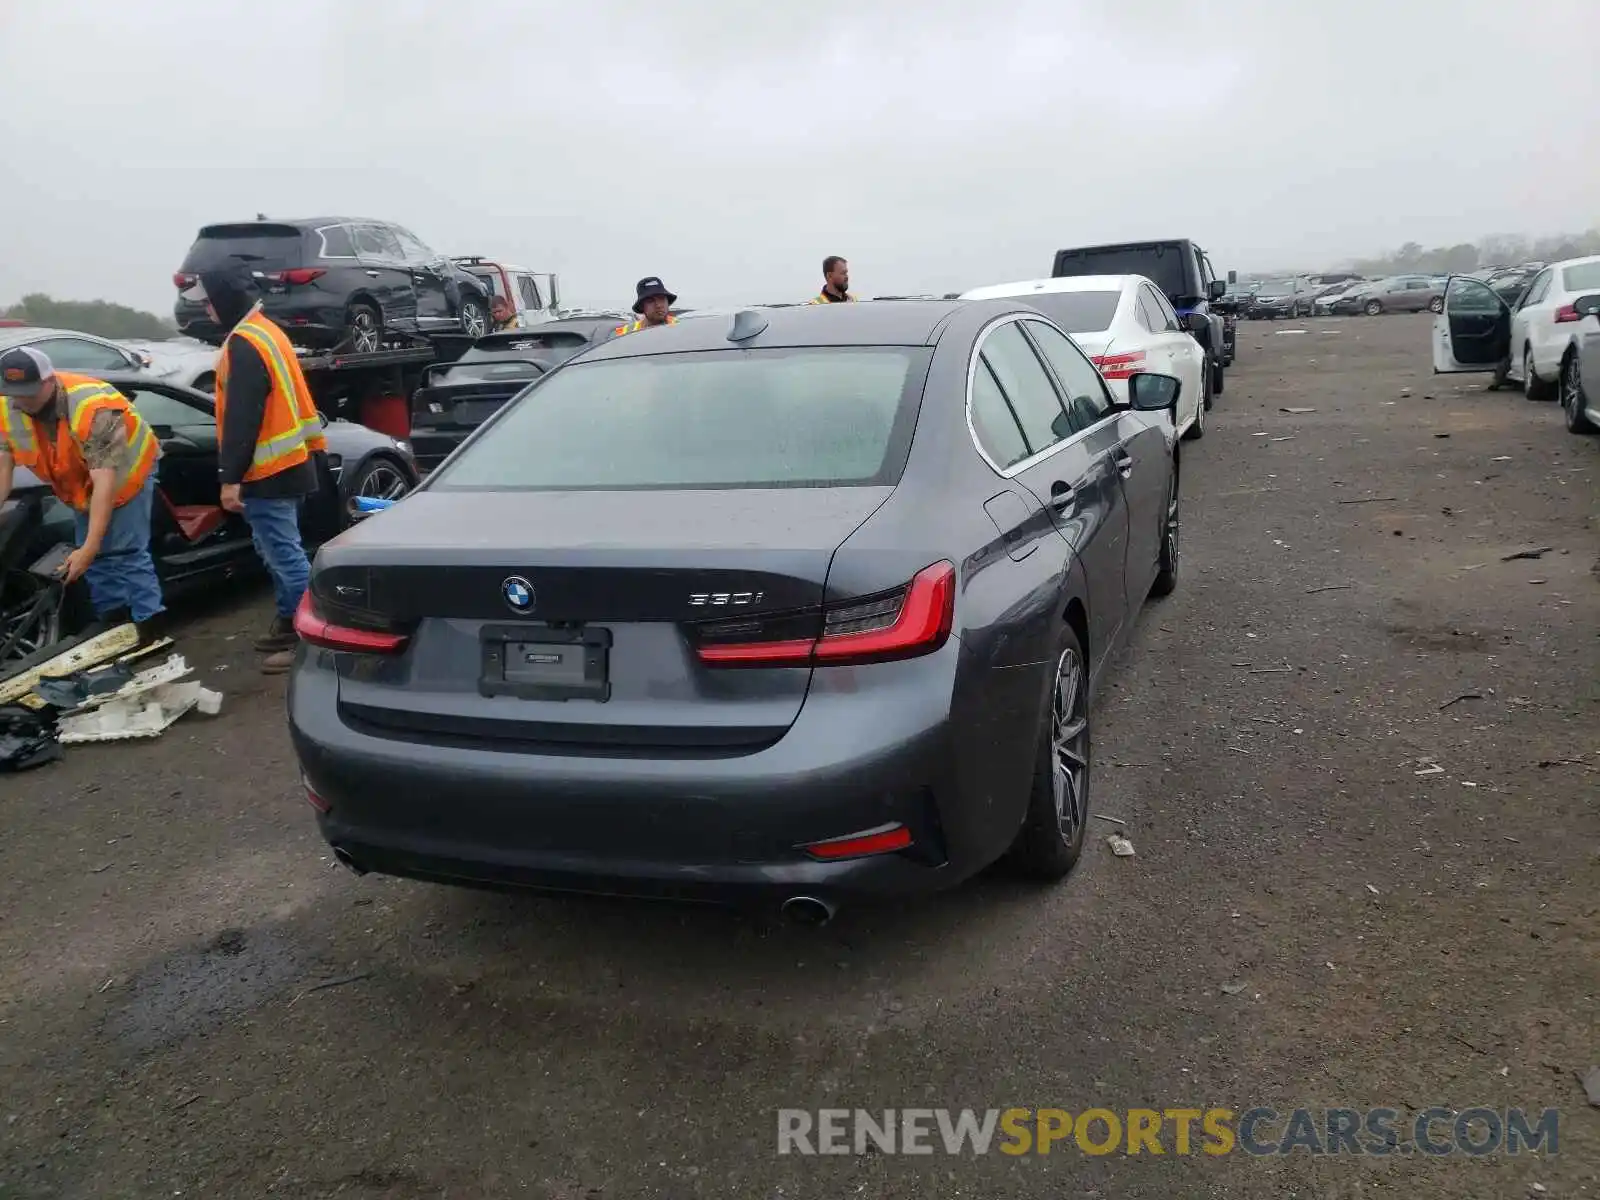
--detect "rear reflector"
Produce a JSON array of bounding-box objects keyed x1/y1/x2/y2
[
  {"x1": 695, "y1": 561, "x2": 955, "y2": 668},
  {"x1": 304, "y1": 779, "x2": 331, "y2": 813},
  {"x1": 173, "y1": 272, "x2": 197, "y2": 290},
  {"x1": 801, "y1": 822, "x2": 913, "y2": 860},
  {"x1": 1091, "y1": 351, "x2": 1146, "y2": 380},
  {"x1": 294, "y1": 591, "x2": 409, "y2": 654}
]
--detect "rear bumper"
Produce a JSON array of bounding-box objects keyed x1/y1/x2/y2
[
  {"x1": 406, "y1": 429, "x2": 468, "y2": 472},
  {"x1": 288, "y1": 645, "x2": 984, "y2": 906},
  {"x1": 177, "y1": 296, "x2": 349, "y2": 348}
]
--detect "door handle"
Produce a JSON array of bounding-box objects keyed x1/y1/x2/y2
[
  {"x1": 1113, "y1": 451, "x2": 1133, "y2": 478},
  {"x1": 365, "y1": 270, "x2": 381, "y2": 277},
  {"x1": 1048, "y1": 480, "x2": 1075, "y2": 510}
]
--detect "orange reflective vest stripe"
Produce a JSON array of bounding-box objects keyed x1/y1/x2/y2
[
  {"x1": 613, "y1": 315, "x2": 678, "y2": 335},
  {"x1": 214, "y1": 308, "x2": 327, "y2": 482},
  {"x1": 807, "y1": 291, "x2": 856, "y2": 304},
  {"x1": 0, "y1": 371, "x2": 159, "y2": 511}
]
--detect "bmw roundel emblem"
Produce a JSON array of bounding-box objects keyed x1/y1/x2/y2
[{"x1": 501, "y1": 575, "x2": 536, "y2": 614}]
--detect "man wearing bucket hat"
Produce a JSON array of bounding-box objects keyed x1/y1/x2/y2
[
  {"x1": 613, "y1": 277, "x2": 679, "y2": 335},
  {"x1": 0, "y1": 344, "x2": 167, "y2": 634}
]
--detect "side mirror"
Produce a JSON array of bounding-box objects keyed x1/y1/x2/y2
[
  {"x1": 1207, "y1": 279, "x2": 1226, "y2": 301},
  {"x1": 1185, "y1": 312, "x2": 1209, "y2": 334},
  {"x1": 1574, "y1": 294, "x2": 1600, "y2": 318},
  {"x1": 150, "y1": 423, "x2": 175, "y2": 439},
  {"x1": 1051, "y1": 410, "x2": 1075, "y2": 441},
  {"x1": 1127, "y1": 372, "x2": 1181, "y2": 413},
  {"x1": 1227, "y1": 270, "x2": 1238, "y2": 284},
  {"x1": 133, "y1": 350, "x2": 154, "y2": 369}
]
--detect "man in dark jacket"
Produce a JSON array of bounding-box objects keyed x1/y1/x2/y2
[{"x1": 181, "y1": 265, "x2": 325, "y2": 673}]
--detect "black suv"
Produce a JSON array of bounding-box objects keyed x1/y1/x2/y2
[
  {"x1": 1053, "y1": 239, "x2": 1231, "y2": 395},
  {"x1": 174, "y1": 217, "x2": 495, "y2": 351}
]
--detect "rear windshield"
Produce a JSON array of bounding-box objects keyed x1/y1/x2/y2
[
  {"x1": 1022, "y1": 291, "x2": 1120, "y2": 332},
  {"x1": 1055, "y1": 246, "x2": 1191, "y2": 300},
  {"x1": 434, "y1": 360, "x2": 547, "y2": 384},
  {"x1": 476, "y1": 331, "x2": 594, "y2": 353},
  {"x1": 180, "y1": 224, "x2": 304, "y2": 272},
  {"x1": 428, "y1": 347, "x2": 928, "y2": 491},
  {"x1": 1562, "y1": 262, "x2": 1600, "y2": 292}
]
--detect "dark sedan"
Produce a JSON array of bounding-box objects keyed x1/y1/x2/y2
[
  {"x1": 1, "y1": 374, "x2": 418, "y2": 668},
  {"x1": 408, "y1": 315, "x2": 628, "y2": 471},
  {"x1": 288, "y1": 300, "x2": 1183, "y2": 920}
]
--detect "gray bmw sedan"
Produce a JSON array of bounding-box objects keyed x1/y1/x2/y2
[{"x1": 288, "y1": 299, "x2": 1183, "y2": 919}]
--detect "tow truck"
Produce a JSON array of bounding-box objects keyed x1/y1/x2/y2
[{"x1": 450, "y1": 257, "x2": 563, "y2": 330}]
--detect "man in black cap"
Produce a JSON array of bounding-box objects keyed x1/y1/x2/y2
[{"x1": 613, "y1": 277, "x2": 679, "y2": 335}]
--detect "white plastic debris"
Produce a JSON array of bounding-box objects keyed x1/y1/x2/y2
[
  {"x1": 52, "y1": 654, "x2": 223, "y2": 744},
  {"x1": 1106, "y1": 834, "x2": 1136, "y2": 857}
]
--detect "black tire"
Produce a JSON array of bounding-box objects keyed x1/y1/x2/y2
[
  {"x1": 1524, "y1": 347, "x2": 1555, "y2": 402},
  {"x1": 1364, "y1": 300, "x2": 1383, "y2": 316},
  {"x1": 343, "y1": 301, "x2": 383, "y2": 354},
  {"x1": 1210, "y1": 359, "x2": 1225, "y2": 398},
  {"x1": 1562, "y1": 351, "x2": 1597, "y2": 434},
  {"x1": 1149, "y1": 470, "x2": 1180, "y2": 598},
  {"x1": 342, "y1": 453, "x2": 415, "y2": 527},
  {"x1": 1487, "y1": 358, "x2": 1511, "y2": 391},
  {"x1": 1005, "y1": 626, "x2": 1091, "y2": 881},
  {"x1": 459, "y1": 298, "x2": 490, "y2": 340},
  {"x1": 1428, "y1": 295, "x2": 1445, "y2": 314}
]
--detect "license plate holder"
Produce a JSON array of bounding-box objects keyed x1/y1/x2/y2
[{"x1": 480, "y1": 624, "x2": 611, "y2": 702}]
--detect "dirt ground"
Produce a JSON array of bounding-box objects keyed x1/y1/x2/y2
[{"x1": 1, "y1": 313, "x2": 1596, "y2": 1199}]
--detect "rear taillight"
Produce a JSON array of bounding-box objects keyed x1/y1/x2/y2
[
  {"x1": 262, "y1": 268, "x2": 327, "y2": 286},
  {"x1": 1555, "y1": 304, "x2": 1581, "y2": 324},
  {"x1": 293, "y1": 591, "x2": 409, "y2": 655},
  {"x1": 694, "y1": 561, "x2": 956, "y2": 668},
  {"x1": 1091, "y1": 350, "x2": 1146, "y2": 380},
  {"x1": 173, "y1": 272, "x2": 196, "y2": 290},
  {"x1": 304, "y1": 778, "x2": 331, "y2": 813}
]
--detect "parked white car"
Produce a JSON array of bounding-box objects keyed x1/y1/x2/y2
[
  {"x1": 959, "y1": 275, "x2": 1209, "y2": 440},
  {"x1": 1432, "y1": 266, "x2": 1600, "y2": 434},
  {"x1": 118, "y1": 336, "x2": 221, "y2": 391}
]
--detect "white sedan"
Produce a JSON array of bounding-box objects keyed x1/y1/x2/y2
[
  {"x1": 960, "y1": 275, "x2": 1209, "y2": 439},
  {"x1": 1499, "y1": 255, "x2": 1600, "y2": 399}
]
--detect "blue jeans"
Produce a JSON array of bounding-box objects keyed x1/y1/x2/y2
[
  {"x1": 241, "y1": 496, "x2": 310, "y2": 619},
  {"x1": 72, "y1": 474, "x2": 165, "y2": 623}
]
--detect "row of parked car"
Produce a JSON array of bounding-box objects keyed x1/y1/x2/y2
[{"x1": 1226, "y1": 260, "x2": 1559, "y2": 323}]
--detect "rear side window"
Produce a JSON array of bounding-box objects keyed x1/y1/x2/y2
[
  {"x1": 969, "y1": 360, "x2": 1031, "y2": 470},
  {"x1": 29, "y1": 336, "x2": 130, "y2": 372},
  {"x1": 181, "y1": 223, "x2": 304, "y2": 272},
  {"x1": 978, "y1": 322, "x2": 1070, "y2": 455},
  {"x1": 1133, "y1": 290, "x2": 1160, "y2": 332},
  {"x1": 316, "y1": 225, "x2": 355, "y2": 258},
  {"x1": 429, "y1": 347, "x2": 928, "y2": 491}
]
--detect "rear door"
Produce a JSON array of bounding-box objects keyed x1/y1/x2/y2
[
  {"x1": 1433, "y1": 276, "x2": 1510, "y2": 373},
  {"x1": 351, "y1": 223, "x2": 416, "y2": 327},
  {"x1": 1025, "y1": 319, "x2": 1162, "y2": 608},
  {"x1": 978, "y1": 318, "x2": 1129, "y2": 656},
  {"x1": 1142, "y1": 287, "x2": 1205, "y2": 430}
]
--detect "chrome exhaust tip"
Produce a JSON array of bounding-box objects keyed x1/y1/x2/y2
[{"x1": 780, "y1": 896, "x2": 835, "y2": 927}]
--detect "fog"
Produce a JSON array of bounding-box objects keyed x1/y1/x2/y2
[{"x1": 1, "y1": 0, "x2": 1595, "y2": 314}]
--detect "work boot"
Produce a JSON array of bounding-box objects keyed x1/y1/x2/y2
[
  {"x1": 135, "y1": 612, "x2": 174, "y2": 649},
  {"x1": 255, "y1": 614, "x2": 297, "y2": 653},
  {"x1": 260, "y1": 648, "x2": 296, "y2": 675}
]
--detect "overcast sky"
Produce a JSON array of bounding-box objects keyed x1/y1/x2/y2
[{"x1": 2, "y1": 0, "x2": 1596, "y2": 315}]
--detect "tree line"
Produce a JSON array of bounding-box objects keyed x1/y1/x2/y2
[
  {"x1": 2, "y1": 294, "x2": 176, "y2": 340},
  {"x1": 1349, "y1": 228, "x2": 1600, "y2": 277}
]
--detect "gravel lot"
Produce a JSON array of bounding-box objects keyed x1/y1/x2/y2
[{"x1": 2, "y1": 313, "x2": 1596, "y2": 1199}]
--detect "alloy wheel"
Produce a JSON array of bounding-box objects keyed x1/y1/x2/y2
[
  {"x1": 346, "y1": 459, "x2": 412, "y2": 524},
  {"x1": 1164, "y1": 486, "x2": 1180, "y2": 568},
  {"x1": 1049, "y1": 646, "x2": 1089, "y2": 845},
  {"x1": 0, "y1": 572, "x2": 63, "y2": 665},
  {"x1": 462, "y1": 303, "x2": 488, "y2": 339},
  {"x1": 349, "y1": 309, "x2": 381, "y2": 353}
]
